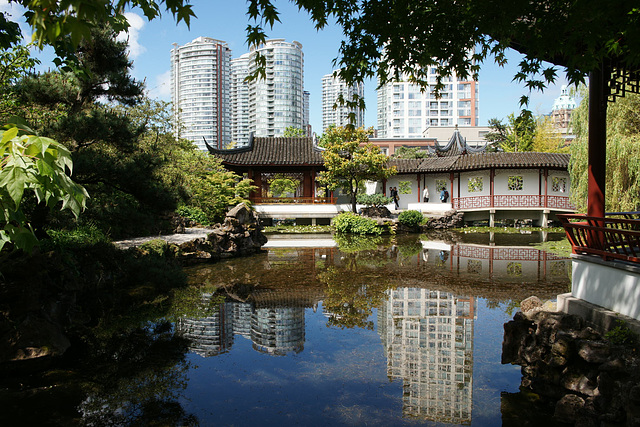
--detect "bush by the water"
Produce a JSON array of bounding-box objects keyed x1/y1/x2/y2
[
  {"x1": 398, "y1": 210, "x2": 425, "y2": 228},
  {"x1": 333, "y1": 212, "x2": 385, "y2": 235},
  {"x1": 356, "y1": 193, "x2": 392, "y2": 207}
]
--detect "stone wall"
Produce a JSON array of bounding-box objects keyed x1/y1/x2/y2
[{"x1": 503, "y1": 301, "x2": 640, "y2": 426}]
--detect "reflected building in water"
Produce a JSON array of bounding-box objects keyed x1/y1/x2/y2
[
  {"x1": 379, "y1": 287, "x2": 476, "y2": 424},
  {"x1": 177, "y1": 296, "x2": 308, "y2": 357}
]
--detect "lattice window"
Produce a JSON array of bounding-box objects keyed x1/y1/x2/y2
[
  {"x1": 550, "y1": 261, "x2": 567, "y2": 277},
  {"x1": 467, "y1": 260, "x2": 482, "y2": 274},
  {"x1": 508, "y1": 175, "x2": 523, "y2": 191},
  {"x1": 468, "y1": 177, "x2": 483, "y2": 193},
  {"x1": 399, "y1": 181, "x2": 412, "y2": 194},
  {"x1": 436, "y1": 179, "x2": 447, "y2": 192},
  {"x1": 552, "y1": 177, "x2": 567, "y2": 193},
  {"x1": 507, "y1": 262, "x2": 522, "y2": 276}
]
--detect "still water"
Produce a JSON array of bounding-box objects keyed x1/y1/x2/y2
[{"x1": 2, "y1": 232, "x2": 570, "y2": 426}]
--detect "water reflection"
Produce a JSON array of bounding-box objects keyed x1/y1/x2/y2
[
  {"x1": 177, "y1": 301, "x2": 306, "y2": 356},
  {"x1": 174, "y1": 233, "x2": 568, "y2": 425},
  {"x1": 379, "y1": 288, "x2": 475, "y2": 424}
]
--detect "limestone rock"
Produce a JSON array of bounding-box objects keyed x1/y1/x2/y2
[
  {"x1": 521, "y1": 296, "x2": 543, "y2": 315},
  {"x1": 554, "y1": 394, "x2": 585, "y2": 424}
]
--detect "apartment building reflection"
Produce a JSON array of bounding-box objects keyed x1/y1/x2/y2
[
  {"x1": 379, "y1": 287, "x2": 476, "y2": 424},
  {"x1": 177, "y1": 295, "x2": 308, "y2": 357}
]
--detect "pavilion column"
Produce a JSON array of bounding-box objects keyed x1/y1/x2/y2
[{"x1": 588, "y1": 66, "x2": 608, "y2": 218}]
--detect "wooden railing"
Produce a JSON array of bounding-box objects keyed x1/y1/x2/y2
[
  {"x1": 557, "y1": 213, "x2": 640, "y2": 263},
  {"x1": 453, "y1": 195, "x2": 574, "y2": 210},
  {"x1": 250, "y1": 196, "x2": 337, "y2": 204}
]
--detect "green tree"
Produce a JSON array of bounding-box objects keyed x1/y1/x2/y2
[
  {"x1": 485, "y1": 110, "x2": 536, "y2": 152},
  {"x1": 392, "y1": 146, "x2": 430, "y2": 159},
  {"x1": 0, "y1": 1, "x2": 195, "y2": 53},
  {"x1": 282, "y1": 126, "x2": 306, "y2": 137},
  {"x1": 7, "y1": 27, "x2": 183, "y2": 237},
  {"x1": 532, "y1": 116, "x2": 568, "y2": 153},
  {"x1": 244, "y1": 1, "x2": 639, "y2": 111},
  {"x1": 569, "y1": 91, "x2": 640, "y2": 213},
  {"x1": 318, "y1": 126, "x2": 396, "y2": 213}
]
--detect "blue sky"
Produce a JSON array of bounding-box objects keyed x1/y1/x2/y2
[{"x1": 2, "y1": 0, "x2": 570, "y2": 133}]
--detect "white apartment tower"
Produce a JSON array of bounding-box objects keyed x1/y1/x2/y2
[
  {"x1": 322, "y1": 71, "x2": 365, "y2": 132},
  {"x1": 246, "y1": 39, "x2": 304, "y2": 137},
  {"x1": 230, "y1": 53, "x2": 251, "y2": 146},
  {"x1": 377, "y1": 66, "x2": 478, "y2": 138},
  {"x1": 171, "y1": 37, "x2": 231, "y2": 150}
]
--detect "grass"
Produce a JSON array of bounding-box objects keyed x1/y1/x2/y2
[
  {"x1": 531, "y1": 239, "x2": 572, "y2": 257},
  {"x1": 263, "y1": 224, "x2": 334, "y2": 234}
]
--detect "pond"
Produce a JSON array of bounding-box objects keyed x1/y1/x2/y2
[{"x1": 1, "y1": 231, "x2": 571, "y2": 426}]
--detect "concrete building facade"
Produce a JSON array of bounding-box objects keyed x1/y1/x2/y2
[
  {"x1": 321, "y1": 71, "x2": 365, "y2": 132},
  {"x1": 377, "y1": 66, "x2": 478, "y2": 138},
  {"x1": 171, "y1": 37, "x2": 231, "y2": 150},
  {"x1": 246, "y1": 39, "x2": 305, "y2": 137}
]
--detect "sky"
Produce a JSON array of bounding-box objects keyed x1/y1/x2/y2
[{"x1": 2, "y1": 0, "x2": 571, "y2": 133}]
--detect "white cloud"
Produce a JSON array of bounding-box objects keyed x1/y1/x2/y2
[
  {"x1": 147, "y1": 69, "x2": 172, "y2": 100},
  {"x1": 117, "y1": 12, "x2": 146, "y2": 59}
]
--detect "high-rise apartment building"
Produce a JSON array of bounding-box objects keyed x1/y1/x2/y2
[
  {"x1": 230, "y1": 53, "x2": 251, "y2": 146},
  {"x1": 321, "y1": 71, "x2": 365, "y2": 132},
  {"x1": 377, "y1": 65, "x2": 478, "y2": 138},
  {"x1": 171, "y1": 37, "x2": 231, "y2": 150},
  {"x1": 246, "y1": 39, "x2": 305, "y2": 137}
]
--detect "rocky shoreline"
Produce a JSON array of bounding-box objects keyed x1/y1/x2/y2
[{"x1": 503, "y1": 297, "x2": 640, "y2": 426}]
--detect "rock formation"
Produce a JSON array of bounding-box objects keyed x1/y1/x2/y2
[
  {"x1": 177, "y1": 203, "x2": 268, "y2": 263},
  {"x1": 503, "y1": 306, "x2": 640, "y2": 426}
]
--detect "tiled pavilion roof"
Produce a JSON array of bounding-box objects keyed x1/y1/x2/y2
[
  {"x1": 208, "y1": 135, "x2": 324, "y2": 167},
  {"x1": 390, "y1": 152, "x2": 570, "y2": 173},
  {"x1": 208, "y1": 135, "x2": 569, "y2": 172}
]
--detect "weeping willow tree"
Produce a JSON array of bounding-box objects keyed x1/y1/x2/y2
[{"x1": 569, "y1": 89, "x2": 640, "y2": 213}]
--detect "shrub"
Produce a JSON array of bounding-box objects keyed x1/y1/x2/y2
[
  {"x1": 357, "y1": 193, "x2": 392, "y2": 207},
  {"x1": 176, "y1": 205, "x2": 211, "y2": 226},
  {"x1": 333, "y1": 212, "x2": 385, "y2": 235},
  {"x1": 398, "y1": 210, "x2": 425, "y2": 228}
]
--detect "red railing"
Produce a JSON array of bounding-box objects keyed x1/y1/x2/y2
[
  {"x1": 558, "y1": 213, "x2": 640, "y2": 263},
  {"x1": 250, "y1": 196, "x2": 337, "y2": 204},
  {"x1": 453, "y1": 195, "x2": 574, "y2": 210}
]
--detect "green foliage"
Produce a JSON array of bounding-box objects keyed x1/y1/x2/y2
[
  {"x1": 398, "y1": 180, "x2": 412, "y2": 194},
  {"x1": 398, "y1": 210, "x2": 425, "y2": 228},
  {"x1": 244, "y1": 1, "x2": 640, "y2": 111},
  {"x1": 318, "y1": 126, "x2": 396, "y2": 213},
  {"x1": 268, "y1": 174, "x2": 300, "y2": 197},
  {"x1": 164, "y1": 149, "x2": 255, "y2": 224},
  {"x1": 333, "y1": 212, "x2": 387, "y2": 235},
  {"x1": 263, "y1": 224, "x2": 333, "y2": 234},
  {"x1": 334, "y1": 234, "x2": 385, "y2": 253},
  {"x1": 43, "y1": 224, "x2": 109, "y2": 251},
  {"x1": 605, "y1": 320, "x2": 638, "y2": 347},
  {"x1": 356, "y1": 193, "x2": 392, "y2": 207},
  {"x1": 0, "y1": 1, "x2": 195, "y2": 54},
  {"x1": 175, "y1": 205, "x2": 210, "y2": 226},
  {"x1": 392, "y1": 146, "x2": 430, "y2": 159},
  {"x1": 532, "y1": 115, "x2": 569, "y2": 153},
  {"x1": 485, "y1": 110, "x2": 536, "y2": 152},
  {"x1": 569, "y1": 91, "x2": 640, "y2": 213},
  {"x1": 282, "y1": 126, "x2": 306, "y2": 137},
  {"x1": 0, "y1": 124, "x2": 88, "y2": 252}
]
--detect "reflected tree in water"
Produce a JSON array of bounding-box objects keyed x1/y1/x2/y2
[{"x1": 78, "y1": 321, "x2": 197, "y2": 426}]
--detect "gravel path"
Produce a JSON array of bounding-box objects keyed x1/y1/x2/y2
[{"x1": 113, "y1": 227, "x2": 211, "y2": 249}]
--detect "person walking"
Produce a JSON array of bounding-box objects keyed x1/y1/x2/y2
[
  {"x1": 422, "y1": 186, "x2": 429, "y2": 203},
  {"x1": 391, "y1": 186, "x2": 399, "y2": 209}
]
